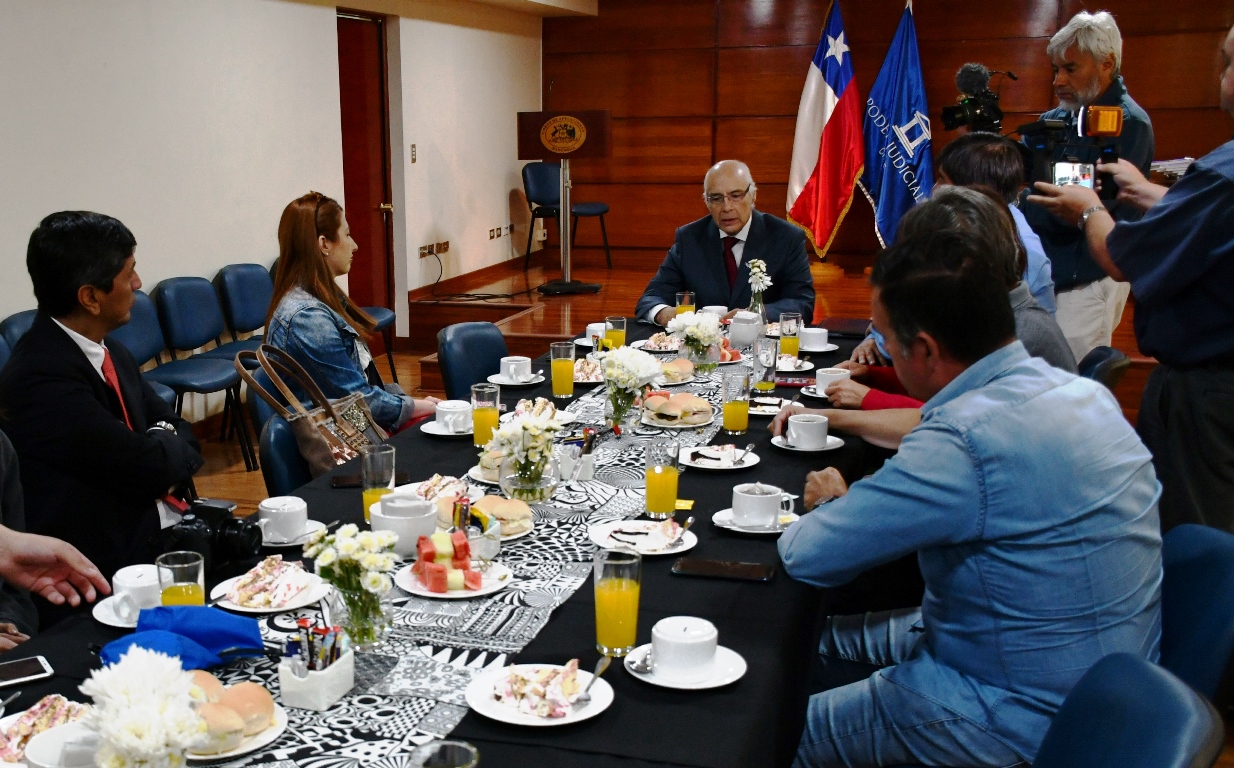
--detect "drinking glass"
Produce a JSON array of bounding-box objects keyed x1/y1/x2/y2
[
  {"x1": 779, "y1": 312, "x2": 802, "y2": 360},
  {"x1": 722, "y1": 370, "x2": 751, "y2": 435},
  {"x1": 408, "y1": 740, "x2": 480, "y2": 768},
  {"x1": 604, "y1": 316, "x2": 627, "y2": 349},
  {"x1": 753, "y1": 337, "x2": 778, "y2": 392},
  {"x1": 550, "y1": 341, "x2": 575, "y2": 399},
  {"x1": 594, "y1": 549, "x2": 641, "y2": 657},
  {"x1": 361, "y1": 444, "x2": 396, "y2": 523},
  {"x1": 644, "y1": 439, "x2": 680, "y2": 519},
  {"x1": 675, "y1": 291, "x2": 695, "y2": 315},
  {"x1": 157, "y1": 551, "x2": 205, "y2": 606},
  {"x1": 471, "y1": 383, "x2": 500, "y2": 447}
]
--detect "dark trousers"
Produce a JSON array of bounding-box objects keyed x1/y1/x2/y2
[{"x1": 1138, "y1": 363, "x2": 1234, "y2": 533}]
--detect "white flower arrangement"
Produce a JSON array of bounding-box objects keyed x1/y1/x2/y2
[
  {"x1": 484, "y1": 411, "x2": 561, "y2": 483},
  {"x1": 80, "y1": 646, "x2": 206, "y2": 768},
  {"x1": 599, "y1": 345, "x2": 662, "y2": 394},
  {"x1": 304, "y1": 524, "x2": 397, "y2": 595},
  {"x1": 666, "y1": 311, "x2": 724, "y2": 349},
  {"x1": 747, "y1": 258, "x2": 772, "y2": 293}
]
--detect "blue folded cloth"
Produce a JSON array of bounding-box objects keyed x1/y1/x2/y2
[{"x1": 99, "y1": 606, "x2": 263, "y2": 670}]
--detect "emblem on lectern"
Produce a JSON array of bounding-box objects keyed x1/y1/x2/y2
[{"x1": 540, "y1": 116, "x2": 587, "y2": 153}]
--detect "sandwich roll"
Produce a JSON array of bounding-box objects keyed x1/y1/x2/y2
[
  {"x1": 217, "y1": 682, "x2": 275, "y2": 736},
  {"x1": 191, "y1": 670, "x2": 225, "y2": 703},
  {"x1": 473, "y1": 495, "x2": 533, "y2": 536},
  {"x1": 191, "y1": 703, "x2": 247, "y2": 755}
]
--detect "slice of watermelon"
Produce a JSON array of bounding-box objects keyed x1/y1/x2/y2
[
  {"x1": 463, "y1": 570, "x2": 483, "y2": 590},
  {"x1": 451, "y1": 556, "x2": 471, "y2": 572},
  {"x1": 416, "y1": 536, "x2": 436, "y2": 563},
  {"x1": 421, "y1": 562, "x2": 448, "y2": 593},
  {"x1": 450, "y1": 530, "x2": 471, "y2": 561}
]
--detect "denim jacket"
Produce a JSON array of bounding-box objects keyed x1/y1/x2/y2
[
  {"x1": 266, "y1": 288, "x2": 410, "y2": 430},
  {"x1": 779, "y1": 342, "x2": 1162, "y2": 760}
]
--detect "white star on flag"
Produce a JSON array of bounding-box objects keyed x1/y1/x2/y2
[{"x1": 825, "y1": 32, "x2": 849, "y2": 66}]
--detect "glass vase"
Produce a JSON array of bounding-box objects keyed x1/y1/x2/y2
[
  {"x1": 499, "y1": 455, "x2": 560, "y2": 503},
  {"x1": 748, "y1": 290, "x2": 769, "y2": 325},
  {"x1": 604, "y1": 385, "x2": 641, "y2": 450},
  {"x1": 330, "y1": 585, "x2": 393, "y2": 650},
  {"x1": 684, "y1": 341, "x2": 720, "y2": 374}
]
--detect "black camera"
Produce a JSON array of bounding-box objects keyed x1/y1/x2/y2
[
  {"x1": 163, "y1": 498, "x2": 262, "y2": 580},
  {"x1": 941, "y1": 63, "x2": 1013, "y2": 133},
  {"x1": 1016, "y1": 105, "x2": 1124, "y2": 200}
]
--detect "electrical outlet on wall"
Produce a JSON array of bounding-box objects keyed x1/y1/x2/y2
[
  {"x1": 443, "y1": 241, "x2": 449, "y2": 252},
  {"x1": 418, "y1": 244, "x2": 433, "y2": 258},
  {"x1": 489, "y1": 229, "x2": 495, "y2": 239},
  {"x1": 410, "y1": 144, "x2": 416, "y2": 163}
]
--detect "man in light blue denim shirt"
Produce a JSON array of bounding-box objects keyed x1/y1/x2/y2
[{"x1": 780, "y1": 225, "x2": 1161, "y2": 766}]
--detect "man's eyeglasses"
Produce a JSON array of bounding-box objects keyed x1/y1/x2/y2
[{"x1": 704, "y1": 185, "x2": 752, "y2": 206}]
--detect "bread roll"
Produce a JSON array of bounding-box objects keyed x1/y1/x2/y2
[
  {"x1": 217, "y1": 682, "x2": 275, "y2": 736},
  {"x1": 191, "y1": 670, "x2": 225, "y2": 703},
  {"x1": 643, "y1": 395, "x2": 668, "y2": 411},
  {"x1": 191, "y1": 703, "x2": 246, "y2": 755},
  {"x1": 475, "y1": 495, "x2": 532, "y2": 535},
  {"x1": 435, "y1": 494, "x2": 460, "y2": 528}
]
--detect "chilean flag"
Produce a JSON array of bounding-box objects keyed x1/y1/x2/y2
[{"x1": 787, "y1": 1, "x2": 864, "y2": 258}]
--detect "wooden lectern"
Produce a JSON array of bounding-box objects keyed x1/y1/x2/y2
[{"x1": 517, "y1": 110, "x2": 612, "y2": 295}]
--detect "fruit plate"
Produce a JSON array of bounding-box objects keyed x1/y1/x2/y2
[
  {"x1": 210, "y1": 575, "x2": 331, "y2": 614},
  {"x1": 394, "y1": 561, "x2": 514, "y2": 600},
  {"x1": 188, "y1": 705, "x2": 288, "y2": 762},
  {"x1": 465, "y1": 664, "x2": 614, "y2": 727}
]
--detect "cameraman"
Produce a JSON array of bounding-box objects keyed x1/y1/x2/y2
[
  {"x1": 1019, "y1": 10, "x2": 1154, "y2": 362},
  {"x1": 1027, "y1": 24, "x2": 1234, "y2": 534}
]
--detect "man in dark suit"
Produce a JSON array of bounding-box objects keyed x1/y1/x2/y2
[
  {"x1": 0, "y1": 211, "x2": 202, "y2": 621},
  {"x1": 635, "y1": 160, "x2": 816, "y2": 325}
]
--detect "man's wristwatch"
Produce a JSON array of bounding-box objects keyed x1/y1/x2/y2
[
  {"x1": 148, "y1": 420, "x2": 177, "y2": 434},
  {"x1": 1078, "y1": 205, "x2": 1105, "y2": 231}
]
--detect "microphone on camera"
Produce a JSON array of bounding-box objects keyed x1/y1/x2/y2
[{"x1": 955, "y1": 63, "x2": 992, "y2": 97}]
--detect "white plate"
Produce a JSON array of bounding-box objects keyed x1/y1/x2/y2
[
  {"x1": 395, "y1": 561, "x2": 514, "y2": 599},
  {"x1": 465, "y1": 664, "x2": 614, "y2": 727},
  {"x1": 712, "y1": 507, "x2": 800, "y2": 534},
  {"x1": 716, "y1": 356, "x2": 745, "y2": 365},
  {"x1": 801, "y1": 342, "x2": 840, "y2": 353},
  {"x1": 466, "y1": 465, "x2": 499, "y2": 485},
  {"x1": 680, "y1": 446, "x2": 760, "y2": 470},
  {"x1": 777, "y1": 360, "x2": 814, "y2": 373},
  {"x1": 487, "y1": 374, "x2": 546, "y2": 387},
  {"x1": 799, "y1": 385, "x2": 829, "y2": 400},
  {"x1": 421, "y1": 421, "x2": 473, "y2": 437},
  {"x1": 624, "y1": 644, "x2": 748, "y2": 690},
  {"x1": 575, "y1": 376, "x2": 603, "y2": 385},
  {"x1": 92, "y1": 594, "x2": 139, "y2": 629},
  {"x1": 188, "y1": 704, "x2": 288, "y2": 762},
  {"x1": 501, "y1": 410, "x2": 577, "y2": 426},
  {"x1": 631, "y1": 339, "x2": 681, "y2": 354},
  {"x1": 652, "y1": 374, "x2": 695, "y2": 388},
  {"x1": 588, "y1": 520, "x2": 698, "y2": 555},
  {"x1": 210, "y1": 574, "x2": 331, "y2": 614},
  {"x1": 770, "y1": 434, "x2": 844, "y2": 452},
  {"x1": 641, "y1": 410, "x2": 715, "y2": 429},
  {"x1": 748, "y1": 397, "x2": 785, "y2": 416},
  {"x1": 263, "y1": 519, "x2": 327, "y2": 548}
]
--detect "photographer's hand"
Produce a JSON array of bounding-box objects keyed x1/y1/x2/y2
[
  {"x1": 1025, "y1": 181, "x2": 1102, "y2": 227},
  {"x1": 1096, "y1": 159, "x2": 1167, "y2": 212}
]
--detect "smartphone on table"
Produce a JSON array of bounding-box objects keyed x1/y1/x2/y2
[{"x1": 0, "y1": 656, "x2": 54, "y2": 688}]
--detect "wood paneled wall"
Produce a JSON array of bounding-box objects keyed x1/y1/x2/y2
[{"x1": 544, "y1": 0, "x2": 1234, "y2": 269}]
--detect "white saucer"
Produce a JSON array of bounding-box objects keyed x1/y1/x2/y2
[
  {"x1": 487, "y1": 373, "x2": 546, "y2": 387},
  {"x1": 575, "y1": 336, "x2": 595, "y2": 347},
  {"x1": 588, "y1": 520, "x2": 698, "y2": 555},
  {"x1": 801, "y1": 342, "x2": 840, "y2": 353},
  {"x1": 653, "y1": 374, "x2": 695, "y2": 387},
  {"x1": 263, "y1": 519, "x2": 326, "y2": 548},
  {"x1": 777, "y1": 360, "x2": 814, "y2": 373},
  {"x1": 466, "y1": 664, "x2": 614, "y2": 726},
  {"x1": 770, "y1": 434, "x2": 844, "y2": 452},
  {"x1": 92, "y1": 595, "x2": 139, "y2": 629},
  {"x1": 712, "y1": 507, "x2": 800, "y2": 534},
  {"x1": 421, "y1": 420, "x2": 473, "y2": 437},
  {"x1": 799, "y1": 385, "x2": 830, "y2": 399},
  {"x1": 680, "y1": 446, "x2": 760, "y2": 470},
  {"x1": 624, "y1": 644, "x2": 748, "y2": 690}
]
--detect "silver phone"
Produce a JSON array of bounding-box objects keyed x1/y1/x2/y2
[{"x1": 0, "y1": 655, "x2": 53, "y2": 688}]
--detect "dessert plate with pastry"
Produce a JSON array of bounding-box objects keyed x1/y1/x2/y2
[
  {"x1": 776, "y1": 355, "x2": 814, "y2": 372},
  {"x1": 573, "y1": 357, "x2": 603, "y2": 384},
  {"x1": 631, "y1": 332, "x2": 682, "y2": 353},
  {"x1": 500, "y1": 397, "x2": 577, "y2": 426},
  {"x1": 588, "y1": 518, "x2": 697, "y2": 555},
  {"x1": 0, "y1": 694, "x2": 91, "y2": 768},
  {"x1": 748, "y1": 396, "x2": 786, "y2": 416},
  {"x1": 679, "y1": 443, "x2": 761, "y2": 470},
  {"x1": 189, "y1": 679, "x2": 288, "y2": 762},
  {"x1": 641, "y1": 392, "x2": 714, "y2": 429},
  {"x1": 466, "y1": 661, "x2": 614, "y2": 726},
  {"x1": 211, "y1": 556, "x2": 331, "y2": 614}
]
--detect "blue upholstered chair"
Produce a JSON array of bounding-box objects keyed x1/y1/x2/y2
[
  {"x1": 436, "y1": 322, "x2": 508, "y2": 401},
  {"x1": 1161, "y1": 524, "x2": 1234, "y2": 700},
  {"x1": 99, "y1": 291, "x2": 189, "y2": 412},
  {"x1": 522, "y1": 161, "x2": 611, "y2": 270},
  {"x1": 259, "y1": 416, "x2": 312, "y2": 496},
  {"x1": 0, "y1": 336, "x2": 11, "y2": 371},
  {"x1": 1077, "y1": 345, "x2": 1130, "y2": 390},
  {"x1": 214, "y1": 264, "x2": 273, "y2": 368},
  {"x1": 0, "y1": 310, "x2": 36, "y2": 350}
]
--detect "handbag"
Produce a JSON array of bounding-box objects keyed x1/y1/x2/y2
[{"x1": 235, "y1": 344, "x2": 389, "y2": 477}]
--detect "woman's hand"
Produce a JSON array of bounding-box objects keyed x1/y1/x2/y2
[
  {"x1": 824, "y1": 379, "x2": 870, "y2": 409},
  {"x1": 412, "y1": 396, "x2": 441, "y2": 417}
]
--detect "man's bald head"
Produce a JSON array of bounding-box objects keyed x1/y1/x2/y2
[{"x1": 703, "y1": 160, "x2": 758, "y2": 235}]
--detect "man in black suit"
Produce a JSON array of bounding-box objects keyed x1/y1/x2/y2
[
  {"x1": 635, "y1": 160, "x2": 816, "y2": 325},
  {"x1": 0, "y1": 212, "x2": 202, "y2": 620}
]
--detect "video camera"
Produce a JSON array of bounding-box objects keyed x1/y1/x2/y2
[
  {"x1": 941, "y1": 63, "x2": 1016, "y2": 133},
  {"x1": 1016, "y1": 105, "x2": 1124, "y2": 199}
]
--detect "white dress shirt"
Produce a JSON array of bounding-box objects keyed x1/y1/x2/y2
[{"x1": 648, "y1": 215, "x2": 754, "y2": 325}]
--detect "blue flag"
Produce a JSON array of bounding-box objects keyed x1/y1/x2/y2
[{"x1": 859, "y1": 3, "x2": 933, "y2": 246}]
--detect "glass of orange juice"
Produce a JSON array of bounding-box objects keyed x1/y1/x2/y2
[
  {"x1": 722, "y1": 370, "x2": 751, "y2": 435},
  {"x1": 550, "y1": 341, "x2": 575, "y2": 399},
  {"x1": 604, "y1": 316, "x2": 627, "y2": 349},
  {"x1": 594, "y1": 549, "x2": 641, "y2": 657},
  {"x1": 675, "y1": 291, "x2": 695, "y2": 315},
  {"x1": 157, "y1": 551, "x2": 205, "y2": 606},
  {"x1": 361, "y1": 444, "x2": 396, "y2": 523},
  {"x1": 644, "y1": 439, "x2": 680, "y2": 520},
  {"x1": 779, "y1": 312, "x2": 802, "y2": 360},
  {"x1": 471, "y1": 383, "x2": 500, "y2": 447}
]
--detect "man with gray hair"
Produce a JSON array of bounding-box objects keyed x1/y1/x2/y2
[
  {"x1": 1020, "y1": 10, "x2": 1154, "y2": 363},
  {"x1": 635, "y1": 160, "x2": 815, "y2": 325}
]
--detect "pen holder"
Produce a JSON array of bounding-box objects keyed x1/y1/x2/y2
[{"x1": 278, "y1": 649, "x2": 355, "y2": 711}]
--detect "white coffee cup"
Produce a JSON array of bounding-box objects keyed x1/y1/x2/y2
[
  {"x1": 111, "y1": 564, "x2": 161, "y2": 622},
  {"x1": 586, "y1": 322, "x2": 608, "y2": 347},
  {"x1": 371, "y1": 497, "x2": 437, "y2": 557},
  {"x1": 800, "y1": 327, "x2": 829, "y2": 350},
  {"x1": 651, "y1": 616, "x2": 718, "y2": 683},
  {"x1": 814, "y1": 367, "x2": 852, "y2": 392},
  {"x1": 257, "y1": 496, "x2": 309, "y2": 543},
  {"x1": 435, "y1": 400, "x2": 473, "y2": 432},
  {"x1": 786, "y1": 413, "x2": 829, "y2": 450},
  {"x1": 500, "y1": 355, "x2": 533, "y2": 382},
  {"x1": 732, "y1": 482, "x2": 793, "y2": 527},
  {"x1": 701, "y1": 305, "x2": 728, "y2": 317}
]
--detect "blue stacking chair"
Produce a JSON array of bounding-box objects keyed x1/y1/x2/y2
[
  {"x1": 214, "y1": 265, "x2": 274, "y2": 368},
  {"x1": 259, "y1": 416, "x2": 312, "y2": 496},
  {"x1": 1160, "y1": 524, "x2": 1234, "y2": 700},
  {"x1": 521, "y1": 161, "x2": 611, "y2": 270},
  {"x1": 0, "y1": 336, "x2": 11, "y2": 371},
  {"x1": 1077, "y1": 345, "x2": 1130, "y2": 390},
  {"x1": 436, "y1": 322, "x2": 508, "y2": 401},
  {"x1": 0, "y1": 310, "x2": 36, "y2": 350}
]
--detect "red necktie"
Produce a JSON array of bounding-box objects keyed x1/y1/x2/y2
[
  {"x1": 101, "y1": 349, "x2": 133, "y2": 429},
  {"x1": 722, "y1": 236, "x2": 738, "y2": 291}
]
